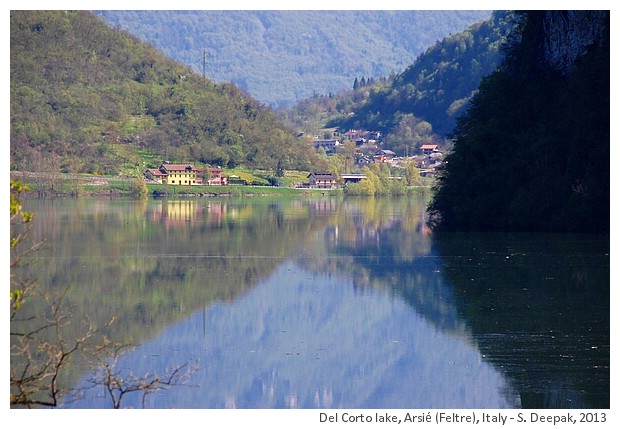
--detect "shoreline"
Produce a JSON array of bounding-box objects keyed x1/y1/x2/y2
[{"x1": 11, "y1": 171, "x2": 432, "y2": 199}]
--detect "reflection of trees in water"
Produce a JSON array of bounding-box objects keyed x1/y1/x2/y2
[
  {"x1": 18, "y1": 198, "x2": 334, "y2": 397},
  {"x1": 301, "y1": 197, "x2": 609, "y2": 409},
  {"x1": 22, "y1": 197, "x2": 607, "y2": 408},
  {"x1": 24, "y1": 198, "x2": 337, "y2": 343},
  {"x1": 433, "y1": 232, "x2": 610, "y2": 408},
  {"x1": 299, "y1": 196, "x2": 471, "y2": 336}
]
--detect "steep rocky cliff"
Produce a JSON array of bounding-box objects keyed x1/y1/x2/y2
[
  {"x1": 428, "y1": 10, "x2": 610, "y2": 233},
  {"x1": 541, "y1": 10, "x2": 609, "y2": 75}
]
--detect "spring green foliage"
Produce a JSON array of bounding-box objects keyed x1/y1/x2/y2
[
  {"x1": 10, "y1": 180, "x2": 33, "y2": 310},
  {"x1": 130, "y1": 175, "x2": 149, "y2": 198},
  {"x1": 10, "y1": 180, "x2": 32, "y2": 223},
  {"x1": 10, "y1": 11, "x2": 319, "y2": 176},
  {"x1": 283, "y1": 11, "x2": 516, "y2": 154},
  {"x1": 318, "y1": 12, "x2": 514, "y2": 140},
  {"x1": 428, "y1": 11, "x2": 610, "y2": 233},
  {"x1": 344, "y1": 164, "x2": 412, "y2": 197}
]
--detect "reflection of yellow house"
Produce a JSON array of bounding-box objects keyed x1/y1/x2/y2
[
  {"x1": 165, "y1": 200, "x2": 195, "y2": 223},
  {"x1": 151, "y1": 200, "x2": 200, "y2": 227}
]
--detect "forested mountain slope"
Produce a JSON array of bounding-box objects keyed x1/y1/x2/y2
[
  {"x1": 10, "y1": 11, "x2": 317, "y2": 175},
  {"x1": 428, "y1": 11, "x2": 610, "y2": 233},
  {"x1": 95, "y1": 10, "x2": 492, "y2": 107},
  {"x1": 327, "y1": 11, "x2": 517, "y2": 139}
]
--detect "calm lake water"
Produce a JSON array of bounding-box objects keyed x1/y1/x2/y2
[{"x1": 18, "y1": 195, "x2": 609, "y2": 409}]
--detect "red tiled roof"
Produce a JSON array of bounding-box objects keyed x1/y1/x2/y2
[
  {"x1": 147, "y1": 169, "x2": 167, "y2": 177},
  {"x1": 309, "y1": 172, "x2": 336, "y2": 179},
  {"x1": 161, "y1": 164, "x2": 196, "y2": 172}
]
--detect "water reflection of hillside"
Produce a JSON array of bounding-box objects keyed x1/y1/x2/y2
[
  {"x1": 20, "y1": 197, "x2": 608, "y2": 409},
  {"x1": 301, "y1": 198, "x2": 609, "y2": 409},
  {"x1": 67, "y1": 260, "x2": 521, "y2": 409},
  {"x1": 300, "y1": 197, "x2": 467, "y2": 336},
  {"x1": 19, "y1": 197, "x2": 339, "y2": 398}
]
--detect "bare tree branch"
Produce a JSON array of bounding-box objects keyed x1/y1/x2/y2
[
  {"x1": 83, "y1": 340, "x2": 197, "y2": 408},
  {"x1": 11, "y1": 181, "x2": 198, "y2": 408}
]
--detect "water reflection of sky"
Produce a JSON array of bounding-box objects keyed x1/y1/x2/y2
[{"x1": 66, "y1": 260, "x2": 520, "y2": 409}]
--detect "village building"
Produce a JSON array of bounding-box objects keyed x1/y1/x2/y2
[
  {"x1": 205, "y1": 166, "x2": 228, "y2": 186},
  {"x1": 343, "y1": 129, "x2": 382, "y2": 145},
  {"x1": 420, "y1": 144, "x2": 440, "y2": 155},
  {"x1": 144, "y1": 163, "x2": 198, "y2": 185},
  {"x1": 374, "y1": 149, "x2": 396, "y2": 163},
  {"x1": 306, "y1": 172, "x2": 337, "y2": 189},
  {"x1": 341, "y1": 173, "x2": 367, "y2": 184},
  {"x1": 144, "y1": 163, "x2": 227, "y2": 186},
  {"x1": 313, "y1": 139, "x2": 339, "y2": 153}
]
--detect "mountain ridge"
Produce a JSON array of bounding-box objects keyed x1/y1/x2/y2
[{"x1": 95, "y1": 10, "x2": 492, "y2": 106}]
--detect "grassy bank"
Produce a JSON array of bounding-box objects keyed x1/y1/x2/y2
[
  {"x1": 11, "y1": 171, "x2": 343, "y2": 198},
  {"x1": 148, "y1": 183, "x2": 342, "y2": 198},
  {"x1": 12, "y1": 171, "x2": 433, "y2": 199}
]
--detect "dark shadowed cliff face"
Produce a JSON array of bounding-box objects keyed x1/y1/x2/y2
[
  {"x1": 428, "y1": 10, "x2": 609, "y2": 233},
  {"x1": 540, "y1": 11, "x2": 610, "y2": 75},
  {"x1": 504, "y1": 11, "x2": 610, "y2": 79}
]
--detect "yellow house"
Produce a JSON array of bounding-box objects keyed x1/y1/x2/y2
[
  {"x1": 161, "y1": 164, "x2": 198, "y2": 185},
  {"x1": 144, "y1": 163, "x2": 230, "y2": 186},
  {"x1": 145, "y1": 163, "x2": 198, "y2": 185}
]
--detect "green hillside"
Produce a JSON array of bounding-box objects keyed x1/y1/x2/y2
[
  {"x1": 95, "y1": 10, "x2": 492, "y2": 107},
  {"x1": 10, "y1": 11, "x2": 319, "y2": 176},
  {"x1": 320, "y1": 11, "x2": 516, "y2": 140}
]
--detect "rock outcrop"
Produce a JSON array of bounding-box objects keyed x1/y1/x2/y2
[{"x1": 540, "y1": 11, "x2": 609, "y2": 75}]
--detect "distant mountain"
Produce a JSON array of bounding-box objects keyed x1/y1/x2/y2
[
  {"x1": 95, "y1": 10, "x2": 492, "y2": 106},
  {"x1": 10, "y1": 11, "x2": 318, "y2": 174}
]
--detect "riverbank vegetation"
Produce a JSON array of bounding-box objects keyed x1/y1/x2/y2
[
  {"x1": 343, "y1": 163, "x2": 432, "y2": 197},
  {"x1": 10, "y1": 170, "x2": 343, "y2": 198}
]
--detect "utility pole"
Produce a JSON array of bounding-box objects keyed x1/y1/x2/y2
[{"x1": 202, "y1": 48, "x2": 206, "y2": 79}]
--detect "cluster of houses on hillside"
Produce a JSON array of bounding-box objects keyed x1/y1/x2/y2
[
  {"x1": 142, "y1": 129, "x2": 444, "y2": 190},
  {"x1": 312, "y1": 129, "x2": 443, "y2": 167},
  {"x1": 312, "y1": 129, "x2": 445, "y2": 178},
  {"x1": 312, "y1": 129, "x2": 383, "y2": 154}
]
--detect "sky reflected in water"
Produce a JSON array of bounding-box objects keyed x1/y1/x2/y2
[{"x1": 67, "y1": 259, "x2": 519, "y2": 409}]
